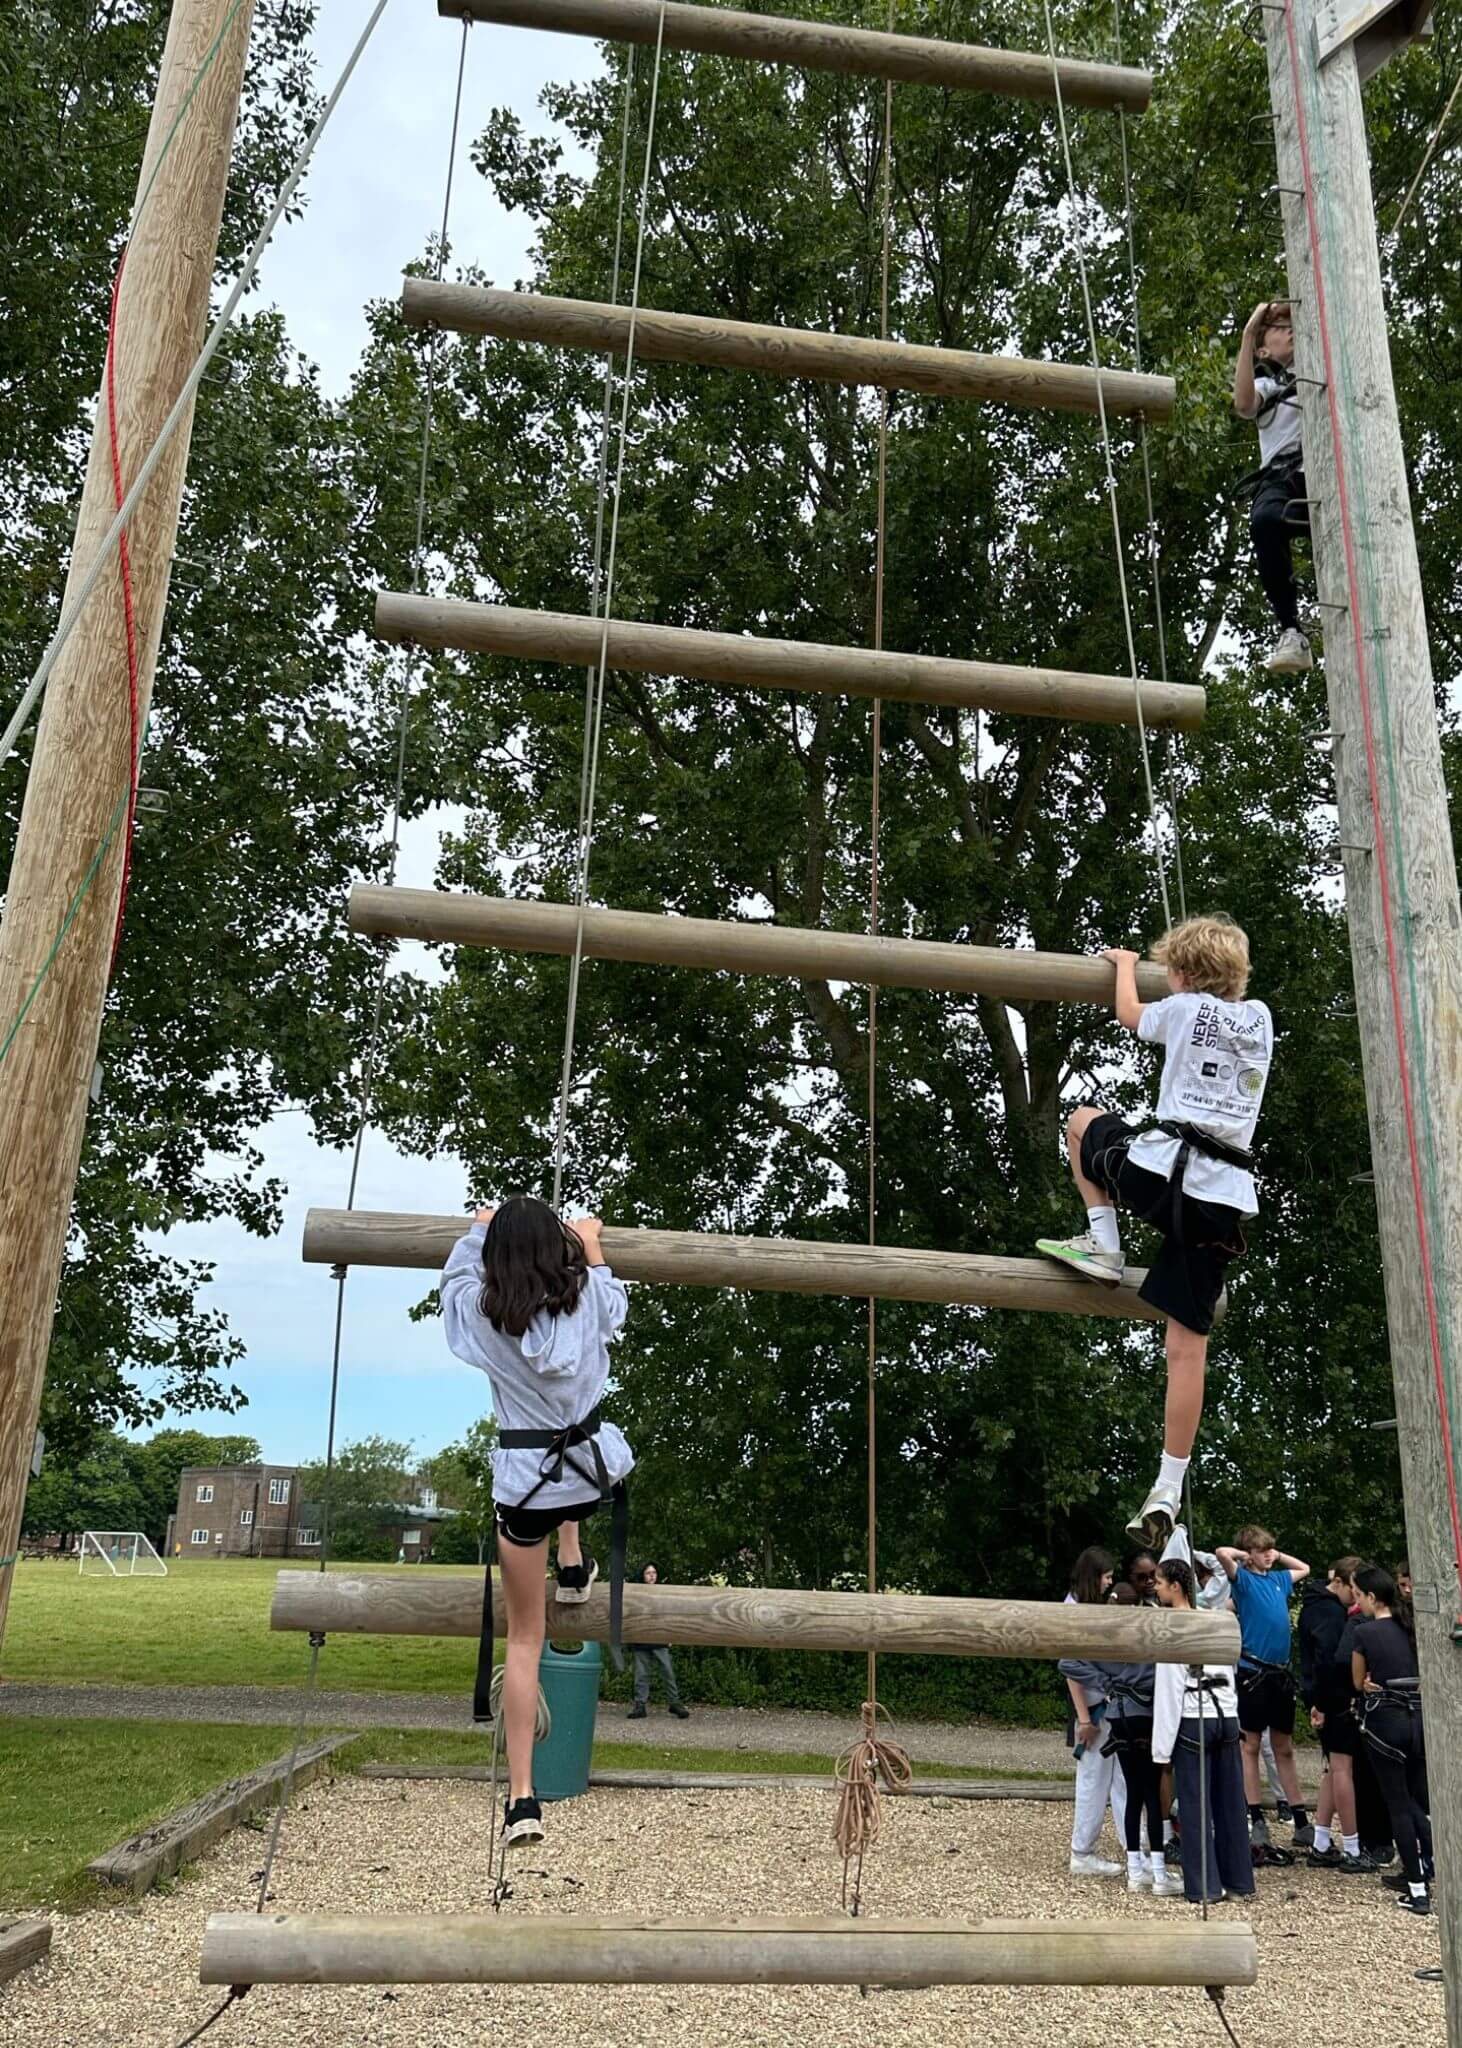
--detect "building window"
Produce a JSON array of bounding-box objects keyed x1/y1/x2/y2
[
  {"x1": 239, "y1": 1509, "x2": 254, "y2": 1527},
  {"x1": 195, "y1": 1483, "x2": 214, "y2": 1503},
  {"x1": 297, "y1": 1527, "x2": 319, "y2": 1547},
  {"x1": 190, "y1": 1529, "x2": 210, "y2": 1546},
  {"x1": 402, "y1": 1530, "x2": 421, "y2": 1545},
  {"x1": 268, "y1": 1478, "x2": 290, "y2": 1505}
]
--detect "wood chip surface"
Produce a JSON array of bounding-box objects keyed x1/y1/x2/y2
[{"x1": 0, "y1": 1775, "x2": 1442, "y2": 2046}]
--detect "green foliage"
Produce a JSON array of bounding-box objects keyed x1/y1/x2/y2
[
  {"x1": 420, "y1": 1416, "x2": 498, "y2": 1562},
  {"x1": 297, "y1": 1434, "x2": 417, "y2": 1561},
  {"x1": 20, "y1": 1426, "x2": 262, "y2": 1547}
]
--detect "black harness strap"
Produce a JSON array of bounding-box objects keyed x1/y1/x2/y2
[
  {"x1": 472, "y1": 1409, "x2": 628, "y2": 1725},
  {"x1": 1236, "y1": 1651, "x2": 1296, "y2": 1701},
  {"x1": 1359, "y1": 1678, "x2": 1424, "y2": 1762}
]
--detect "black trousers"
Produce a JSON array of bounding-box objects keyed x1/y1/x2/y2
[
  {"x1": 1250, "y1": 462, "x2": 1310, "y2": 630},
  {"x1": 1363, "y1": 1706, "x2": 1432, "y2": 1883},
  {"x1": 1112, "y1": 1720, "x2": 1163, "y2": 1855},
  {"x1": 1173, "y1": 1717, "x2": 1255, "y2": 1903}
]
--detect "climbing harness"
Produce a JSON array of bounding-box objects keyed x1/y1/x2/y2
[{"x1": 1358, "y1": 1677, "x2": 1424, "y2": 1763}]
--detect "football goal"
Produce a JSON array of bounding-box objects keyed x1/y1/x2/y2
[{"x1": 78, "y1": 1531, "x2": 168, "y2": 1577}]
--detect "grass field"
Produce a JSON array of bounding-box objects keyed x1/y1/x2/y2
[
  {"x1": 2, "y1": 1557, "x2": 481, "y2": 1691},
  {"x1": 0, "y1": 1718, "x2": 1040, "y2": 1912}
]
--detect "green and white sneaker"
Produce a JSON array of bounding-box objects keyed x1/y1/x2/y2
[{"x1": 1035, "y1": 1232, "x2": 1124, "y2": 1288}]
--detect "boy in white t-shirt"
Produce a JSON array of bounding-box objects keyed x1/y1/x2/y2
[
  {"x1": 1233, "y1": 299, "x2": 1311, "y2": 676},
  {"x1": 1036, "y1": 914, "x2": 1272, "y2": 1548}
]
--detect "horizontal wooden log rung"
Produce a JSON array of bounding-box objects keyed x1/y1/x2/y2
[
  {"x1": 202, "y1": 1910, "x2": 1258, "y2": 1987},
  {"x1": 301, "y1": 1210, "x2": 1207, "y2": 1325},
  {"x1": 374, "y1": 592, "x2": 1205, "y2": 732},
  {"x1": 439, "y1": 0, "x2": 1153, "y2": 114},
  {"x1": 270, "y1": 1572, "x2": 1241, "y2": 1664},
  {"x1": 402, "y1": 281, "x2": 1175, "y2": 422},
  {"x1": 348, "y1": 886, "x2": 1170, "y2": 1007}
]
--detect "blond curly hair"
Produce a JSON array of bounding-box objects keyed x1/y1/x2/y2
[{"x1": 1152, "y1": 913, "x2": 1251, "y2": 1002}]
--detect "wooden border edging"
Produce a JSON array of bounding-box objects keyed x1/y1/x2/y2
[
  {"x1": 438, "y1": 0, "x2": 1154, "y2": 114},
  {"x1": 0, "y1": 1917, "x2": 52, "y2": 1986},
  {"x1": 358, "y1": 1762, "x2": 1073, "y2": 1801},
  {"x1": 85, "y1": 1735, "x2": 354, "y2": 1896}
]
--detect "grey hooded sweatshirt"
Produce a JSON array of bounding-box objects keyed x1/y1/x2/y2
[{"x1": 441, "y1": 1223, "x2": 635, "y2": 1511}]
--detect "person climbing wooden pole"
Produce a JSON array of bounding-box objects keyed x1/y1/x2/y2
[
  {"x1": 0, "y1": 0, "x2": 255, "y2": 1650},
  {"x1": 1264, "y1": 0, "x2": 1462, "y2": 2034}
]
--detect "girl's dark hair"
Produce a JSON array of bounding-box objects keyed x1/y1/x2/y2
[
  {"x1": 1070, "y1": 1545, "x2": 1116, "y2": 1605},
  {"x1": 478, "y1": 1195, "x2": 589, "y2": 1337},
  {"x1": 1157, "y1": 1559, "x2": 1196, "y2": 1606},
  {"x1": 1355, "y1": 1563, "x2": 1415, "y2": 1636}
]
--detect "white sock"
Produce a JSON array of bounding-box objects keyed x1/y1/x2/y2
[
  {"x1": 1157, "y1": 1450, "x2": 1190, "y2": 1493},
  {"x1": 1410, "y1": 1881, "x2": 1427, "y2": 1897},
  {"x1": 1086, "y1": 1205, "x2": 1121, "y2": 1255},
  {"x1": 1128, "y1": 1851, "x2": 1147, "y2": 1876},
  {"x1": 1342, "y1": 1834, "x2": 1359, "y2": 1857},
  {"x1": 1313, "y1": 1826, "x2": 1332, "y2": 1853},
  {"x1": 1163, "y1": 1821, "x2": 1177, "y2": 1848},
  {"x1": 1151, "y1": 1852, "x2": 1167, "y2": 1874}
]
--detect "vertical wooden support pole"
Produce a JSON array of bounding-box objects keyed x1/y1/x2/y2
[
  {"x1": 0, "y1": 0, "x2": 256, "y2": 1647},
  {"x1": 1266, "y1": 4, "x2": 1462, "y2": 2033}
]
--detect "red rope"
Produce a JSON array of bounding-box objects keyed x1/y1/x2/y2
[
  {"x1": 1282, "y1": 0, "x2": 1462, "y2": 1607},
  {"x1": 105, "y1": 242, "x2": 143, "y2": 972}
]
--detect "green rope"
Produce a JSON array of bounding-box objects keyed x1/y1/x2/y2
[{"x1": 1294, "y1": 37, "x2": 1462, "y2": 1467}]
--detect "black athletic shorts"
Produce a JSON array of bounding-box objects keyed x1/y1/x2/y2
[
  {"x1": 495, "y1": 1498, "x2": 599, "y2": 1548},
  {"x1": 1236, "y1": 1665, "x2": 1298, "y2": 1737},
  {"x1": 1318, "y1": 1708, "x2": 1360, "y2": 1760},
  {"x1": 1079, "y1": 1110, "x2": 1246, "y2": 1337}
]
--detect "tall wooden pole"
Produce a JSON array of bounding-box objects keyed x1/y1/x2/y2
[
  {"x1": 1266, "y1": 4, "x2": 1462, "y2": 2030},
  {"x1": 0, "y1": 0, "x2": 255, "y2": 1648}
]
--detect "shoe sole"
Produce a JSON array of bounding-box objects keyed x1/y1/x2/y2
[
  {"x1": 502, "y1": 1820, "x2": 546, "y2": 1847},
  {"x1": 1265, "y1": 655, "x2": 1314, "y2": 673},
  {"x1": 555, "y1": 1563, "x2": 600, "y2": 1605},
  {"x1": 1126, "y1": 1506, "x2": 1177, "y2": 1546},
  {"x1": 1035, "y1": 1245, "x2": 1124, "y2": 1289}
]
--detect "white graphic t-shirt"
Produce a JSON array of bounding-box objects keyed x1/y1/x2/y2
[
  {"x1": 1255, "y1": 373, "x2": 1303, "y2": 469},
  {"x1": 1126, "y1": 991, "x2": 1273, "y2": 1215}
]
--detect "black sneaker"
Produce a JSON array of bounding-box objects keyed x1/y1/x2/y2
[
  {"x1": 1337, "y1": 1852, "x2": 1381, "y2": 1875},
  {"x1": 502, "y1": 1795, "x2": 544, "y2": 1847},
  {"x1": 555, "y1": 1556, "x2": 599, "y2": 1604},
  {"x1": 669, "y1": 1702, "x2": 690, "y2": 1720},
  {"x1": 1276, "y1": 1801, "x2": 1294, "y2": 1825},
  {"x1": 627, "y1": 1702, "x2": 647, "y2": 1719},
  {"x1": 1307, "y1": 1845, "x2": 1342, "y2": 1869},
  {"x1": 1396, "y1": 1887, "x2": 1432, "y2": 1916},
  {"x1": 1291, "y1": 1821, "x2": 1315, "y2": 1849}
]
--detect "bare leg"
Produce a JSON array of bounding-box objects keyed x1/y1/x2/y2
[
  {"x1": 497, "y1": 1534, "x2": 549, "y2": 1804},
  {"x1": 556, "y1": 1519, "x2": 583, "y2": 1570},
  {"x1": 1163, "y1": 1318, "x2": 1209, "y2": 1458},
  {"x1": 1315, "y1": 1756, "x2": 1335, "y2": 1832},
  {"x1": 1065, "y1": 1106, "x2": 1109, "y2": 1209},
  {"x1": 1270, "y1": 1731, "x2": 1304, "y2": 1808},
  {"x1": 1241, "y1": 1729, "x2": 1264, "y2": 1808},
  {"x1": 1332, "y1": 1753, "x2": 1358, "y2": 1838}
]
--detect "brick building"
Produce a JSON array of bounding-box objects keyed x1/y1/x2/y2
[
  {"x1": 165, "y1": 1467, "x2": 457, "y2": 1560},
  {"x1": 165, "y1": 1464, "x2": 318, "y2": 1560}
]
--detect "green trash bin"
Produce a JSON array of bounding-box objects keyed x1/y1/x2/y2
[{"x1": 533, "y1": 1639, "x2": 603, "y2": 1802}]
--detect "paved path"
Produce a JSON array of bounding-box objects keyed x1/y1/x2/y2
[{"x1": 0, "y1": 1679, "x2": 1073, "y2": 1775}]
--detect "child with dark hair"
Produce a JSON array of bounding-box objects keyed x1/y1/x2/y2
[
  {"x1": 1299, "y1": 1557, "x2": 1375, "y2": 1872},
  {"x1": 442, "y1": 1196, "x2": 635, "y2": 1850},
  {"x1": 1036, "y1": 915, "x2": 1271, "y2": 1546},
  {"x1": 1353, "y1": 1564, "x2": 1432, "y2": 1913},
  {"x1": 627, "y1": 1563, "x2": 690, "y2": 1721},
  {"x1": 1233, "y1": 299, "x2": 1312, "y2": 674},
  {"x1": 1060, "y1": 1547, "x2": 1127, "y2": 1876},
  {"x1": 1152, "y1": 1559, "x2": 1254, "y2": 1904},
  {"x1": 1216, "y1": 1525, "x2": 1312, "y2": 1850}
]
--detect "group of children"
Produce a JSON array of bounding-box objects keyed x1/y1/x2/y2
[{"x1": 1062, "y1": 1535, "x2": 1432, "y2": 1913}]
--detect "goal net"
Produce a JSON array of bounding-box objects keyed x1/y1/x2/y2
[{"x1": 78, "y1": 1531, "x2": 168, "y2": 1577}]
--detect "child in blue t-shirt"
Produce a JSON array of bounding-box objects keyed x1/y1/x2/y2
[{"x1": 1216, "y1": 1524, "x2": 1312, "y2": 1851}]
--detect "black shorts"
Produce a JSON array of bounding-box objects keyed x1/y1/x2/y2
[
  {"x1": 495, "y1": 1498, "x2": 599, "y2": 1548},
  {"x1": 1236, "y1": 1665, "x2": 1297, "y2": 1737},
  {"x1": 1318, "y1": 1709, "x2": 1360, "y2": 1759},
  {"x1": 1079, "y1": 1111, "x2": 1246, "y2": 1337}
]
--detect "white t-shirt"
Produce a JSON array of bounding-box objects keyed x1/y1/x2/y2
[
  {"x1": 1126, "y1": 991, "x2": 1273, "y2": 1215},
  {"x1": 1255, "y1": 373, "x2": 1303, "y2": 468}
]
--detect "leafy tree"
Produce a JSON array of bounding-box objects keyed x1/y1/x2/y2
[
  {"x1": 421, "y1": 1417, "x2": 498, "y2": 1562},
  {"x1": 296, "y1": 1434, "x2": 415, "y2": 1562},
  {"x1": 21, "y1": 1432, "x2": 144, "y2": 1544}
]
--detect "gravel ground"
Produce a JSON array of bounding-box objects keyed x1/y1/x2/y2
[
  {"x1": 0, "y1": 1682, "x2": 1080, "y2": 1775},
  {"x1": 0, "y1": 1774, "x2": 1436, "y2": 2048}
]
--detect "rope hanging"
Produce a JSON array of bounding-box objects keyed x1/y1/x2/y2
[
  {"x1": 549, "y1": 7, "x2": 670, "y2": 1210},
  {"x1": 833, "y1": 1699, "x2": 914, "y2": 1908},
  {"x1": 1038, "y1": 0, "x2": 1174, "y2": 930}
]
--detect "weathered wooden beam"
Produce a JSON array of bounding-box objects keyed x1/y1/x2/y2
[
  {"x1": 203, "y1": 1910, "x2": 1258, "y2": 1987},
  {"x1": 302, "y1": 1209, "x2": 1182, "y2": 1324},
  {"x1": 359, "y1": 1763, "x2": 1075, "y2": 1801},
  {"x1": 402, "y1": 281, "x2": 1175, "y2": 421},
  {"x1": 0, "y1": 1917, "x2": 52, "y2": 1988},
  {"x1": 271, "y1": 1572, "x2": 1241, "y2": 1664},
  {"x1": 375, "y1": 592, "x2": 1205, "y2": 732},
  {"x1": 439, "y1": 0, "x2": 1153, "y2": 113},
  {"x1": 349, "y1": 886, "x2": 1170, "y2": 1006}
]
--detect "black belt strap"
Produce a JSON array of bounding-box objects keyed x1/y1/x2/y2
[{"x1": 472, "y1": 1410, "x2": 628, "y2": 1727}]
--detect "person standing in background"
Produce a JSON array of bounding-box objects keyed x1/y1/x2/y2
[
  {"x1": 1060, "y1": 1546, "x2": 1128, "y2": 1876},
  {"x1": 627, "y1": 1563, "x2": 691, "y2": 1721}
]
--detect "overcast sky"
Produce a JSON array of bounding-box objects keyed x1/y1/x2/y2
[{"x1": 138, "y1": 4, "x2": 606, "y2": 1467}]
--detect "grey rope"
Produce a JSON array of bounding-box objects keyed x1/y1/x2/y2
[
  {"x1": 0, "y1": 0, "x2": 396, "y2": 776},
  {"x1": 1111, "y1": 0, "x2": 1186, "y2": 919},
  {"x1": 548, "y1": 10, "x2": 669, "y2": 1209},
  {"x1": 1038, "y1": 0, "x2": 1173, "y2": 929}
]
